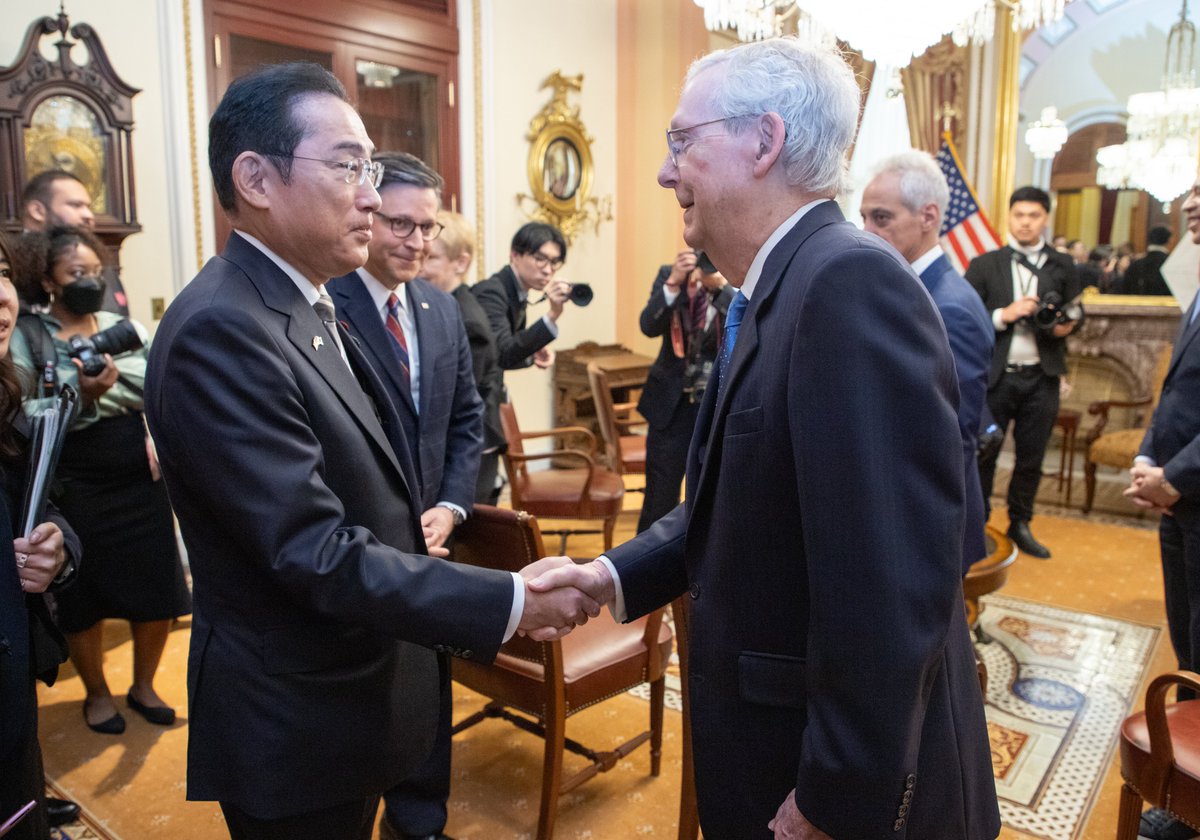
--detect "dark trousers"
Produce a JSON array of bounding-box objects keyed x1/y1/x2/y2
[
  {"x1": 1160, "y1": 505, "x2": 1200, "y2": 702},
  {"x1": 220, "y1": 796, "x2": 379, "y2": 840},
  {"x1": 0, "y1": 684, "x2": 47, "y2": 840},
  {"x1": 475, "y1": 451, "x2": 501, "y2": 505},
  {"x1": 638, "y1": 398, "x2": 700, "y2": 533},
  {"x1": 382, "y1": 655, "x2": 452, "y2": 835},
  {"x1": 978, "y1": 369, "x2": 1059, "y2": 523}
]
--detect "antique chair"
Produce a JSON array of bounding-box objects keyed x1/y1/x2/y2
[
  {"x1": 1115, "y1": 670, "x2": 1200, "y2": 839},
  {"x1": 499, "y1": 402, "x2": 624, "y2": 553},
  {"x1": 450, "y1": 505, "x2": 674, "y2": 840},
  {"x1": 586, "y1": 362, "x2": 646, "y2": 479},
  {"x1": 1083, "y1": 345, "x2": 1173, "y2": 514}
]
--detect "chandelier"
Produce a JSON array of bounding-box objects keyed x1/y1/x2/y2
[
  {"x1": 1024, "y1": 106, "x2": 1068, "y2": 159},
  {"x1": 692, "y1": 0, "x2": 1067, "y2": 65},
  {"x1": 1096, "y1": 0, "x2": 1200, "y2": 210}
]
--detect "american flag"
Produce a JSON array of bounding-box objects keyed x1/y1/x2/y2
[{"x1": 936, "y1": 132, "x2": 1002, "y2": 274}]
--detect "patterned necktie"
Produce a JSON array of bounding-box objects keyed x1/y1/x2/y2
[
  {"x1": 385, "y1": 292, "x2": 411, "y2": 386},
  {"x1": 717, "y1": 291, "x2": 747, "y2": 384},
  {"x1": 313, "y1": 292, "x2": 348, "y2": 364}
]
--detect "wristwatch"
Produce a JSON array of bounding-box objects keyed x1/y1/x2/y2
[{"x1": 439, "y1": 504, "x2": 466, "y2": 527}]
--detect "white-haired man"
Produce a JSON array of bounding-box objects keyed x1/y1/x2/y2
[
  {"x1": 531, "y1": 38, "x2": 1000, "y2": 839},
  {"x1": 861, "y1": 150, "x2": 994, "y2": 575}
]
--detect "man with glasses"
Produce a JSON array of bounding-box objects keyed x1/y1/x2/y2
[
  {"x1": 145, "y1": 62, "x2": 598, "y2": 840},
  {"x1": 472, "y1": 221, "x2": 571, "y2": 374},
  {"x1": 328, "y1": 152, "x2": 483, "y2": 840}
]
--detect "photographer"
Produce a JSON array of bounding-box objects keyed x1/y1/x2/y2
[
  {"x1": 636, "y1": 249, "x2": 732, "y2": 533},
  {"x1": 10, "y1": 226, "x2": 190, "y2": 736},
  {"x1": 966, "y1": 186, "x2": 1083, "y2": 559}
]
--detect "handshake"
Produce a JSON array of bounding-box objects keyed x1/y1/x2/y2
[{"x1": 514, "y1": 557, "x2": 617, "y2": 641}]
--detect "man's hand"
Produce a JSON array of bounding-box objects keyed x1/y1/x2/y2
[
  {"x1": 1000, "y1": 294, "x2": 1040, "y2": 325},
  {"x1": 517, "y1": 556, "x2": 603, "y2": 641},
  {"x1": 698, "y1": 269, "x2": 727, "y2": 291},
  {"x1": 1124, "y1": 463, "x2": 1181, "y2": 513},
  {"x1": 1051, "y1": 320, "x2": 1076, "y2": 338},
  {"x1": 74, "y1": 355, "x2": 118, "y2": 403},
  {"x1": 533, "y1": 347, "x2": 555, "y2": 369},
  {"x1": 768, "y1": 790, "x2": 832, "y2": 839},
  {"x1": 527, "y1": 558, "x2": 616, "y2": 609},
  {"x1": 13, "y1": 522, "x2": 66, "y2": 594},
  {"x1": 666, "y1": 250, "x2": 698, "y2": 290},
  {"x1": 420, "y1": 506, "x2": 455, "y2": 557},
  {"x1": 543, "y1": 278, "x2": 572, "y2": 320}
]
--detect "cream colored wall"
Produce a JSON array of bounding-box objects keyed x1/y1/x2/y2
[{"x1": 0, "y1": 0, "x2": 194, "y2": 331}]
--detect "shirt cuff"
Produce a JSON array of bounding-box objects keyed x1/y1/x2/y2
[
  {"x1": 541, "y1": 314, "x2": 559, "y2": 337},
  {"x1": 992, "y1": 309, "x2": 1007, "y2": 331},
  {"x1": 1134, "y1": 455, "x2": 1156, "y2": 467},
  {"x1": 436, "y1": 501, "x2": 467, "y2": 522},
  {"x1": 596, "y1": 555, "x2": 628, "y2": 622},
  {"x1": 663, "y1": 288, "x2": 681, "y2": 306},
  {"x1": 503, "y1": 572, "x2": 525, "y2": 642}
]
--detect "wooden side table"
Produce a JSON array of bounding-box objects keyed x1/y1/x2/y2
[{"x1": 1044, "y1": 408, "x2": 1081, "y2": 507}]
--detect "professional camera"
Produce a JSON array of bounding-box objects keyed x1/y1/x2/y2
[
  {"x1": 1029, "y1": 291, "x2": 1071, "y2": 332},
  {"x1": 67, "y1": 320, "x2": 144, "y2": 377},
  {"x1": 535, "y1": 283, "x2": 593, "y2": 307}
]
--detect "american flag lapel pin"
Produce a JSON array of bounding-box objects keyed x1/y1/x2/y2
[
  {"x1": 420, "y1": 301, "x2": 430, "y2": 310},
  {"x1": 313, "y1": 336, "x2": 324, "y2": 351}
]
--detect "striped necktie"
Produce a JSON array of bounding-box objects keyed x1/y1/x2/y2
[
  {"x1": 385, "y1": 292, "x2": 411, "y2": 386},
  {"x1": 313, "y1": 292, "x2": 348, "y2": 365}
]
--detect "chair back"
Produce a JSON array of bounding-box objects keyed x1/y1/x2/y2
[
  {"x1": 499, "y1": 403, "x2": 529, "y2": 504},
  {"x1": 587, "y1": 362, "x2": 622, "y2": 472}
]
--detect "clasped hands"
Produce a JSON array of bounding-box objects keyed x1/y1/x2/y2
[
  {"x1": 1124, "y1": 462, "x2": 1181, "y2": 514},
  {"x1": 515, "y1": 557, "x2": 616, "y2": 641}
]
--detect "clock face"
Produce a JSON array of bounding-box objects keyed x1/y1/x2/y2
[{"x1": 24, "y1": 95, "x2": 109, "y2": 215}]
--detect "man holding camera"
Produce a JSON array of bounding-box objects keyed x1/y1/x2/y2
[
  {"x1": 966, "y1": 185, "x2": 1083, "y2": 559},
  {"x1": 635, "y1": 248, "x2": 732, "y2": 533}
]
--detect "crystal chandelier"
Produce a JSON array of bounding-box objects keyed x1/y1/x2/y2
[
  {"x1": 692, "y1": 0, "x2": 794, "y2": 41},
  {"x1": 1096, "y1": 0, "x2": 1200, "y2": 210},
  {"x1": 1024, "y1": 106, "x2": 1068, "y2": 159}
]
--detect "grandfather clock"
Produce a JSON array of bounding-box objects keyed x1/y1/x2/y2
[{"x1": 0, "y1": 5, "x2": 142, "y2": 266}]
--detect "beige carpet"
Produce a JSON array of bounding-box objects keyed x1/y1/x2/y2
[{"x1": 37, "y1": 505, "x2": 1176, "y2": 839}]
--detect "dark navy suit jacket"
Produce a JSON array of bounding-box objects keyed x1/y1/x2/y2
[
  {"x1": 919, "y1": 252, "x2": 994, "y2": 571},
  {"x1": 1140, "y1": 296, "x2": 1200, "y2": 498},
  {"x1": 605, "y1": 202, "x2": 999, "y2": 839},
  {"x1": 471, "y1": 265, "x2": 555, "y2": 370},
  {"x1": 145, "y1": 234, "x2": 513, "y2": 818},
  {"x1": 327, "y1": 272, "x2": 484, "y2": 513}
]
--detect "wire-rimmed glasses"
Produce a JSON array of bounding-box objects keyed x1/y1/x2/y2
[
  {"x1": 281, "y1": 155, "x2": 385, "y2": 188},
  {"x1": 376, "y1": 211, "x2": 444, "y2": 241},
  {"x1": 665, "y1": 114, "x2": 757, "y2": 167}
]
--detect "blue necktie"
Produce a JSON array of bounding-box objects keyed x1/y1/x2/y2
[{"x1": 717, "y1": 291, "x2": 747, "y2": 384}]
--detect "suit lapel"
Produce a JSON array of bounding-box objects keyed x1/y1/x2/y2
[
  {"x1": 1168, "y1": 298, "x2": 1200, "y2": 380},
  {"x1": 336, "y1": 276, "x2": 418, "y2": 419},
  {"x1": 407, "y1": 280, "x2": 435, "y2": 414},
  {"x1": 919, "y1": 255, "x2": 950, "y2": 295}
]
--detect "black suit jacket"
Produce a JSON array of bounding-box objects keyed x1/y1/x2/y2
[
  {"x1": 471, "y1": 265, "x2": 555, "y2": 370},
  {"x1": 453, "y1": 284, "x2": 505, "y2": 451},
  {"x1": 1140, "y1": 299, "x2": 1200, "y2": 498},
  {"x1": 145, "y1": 233, "x2": 514, "y2": 818},
  {"x1": 964, "y1": 245, "x2": 1082, "y2": 386},
  {"x1": 327, "y1": 272, "x2": 484, "y2": 513},
  {"x1": 1121, "y1": 250, "x2": 1171, "y2": 296},
  {"x1": 636, "y1": 265, "x2": 734, "y2": 430},
  {"x1": 607, "y1": 202, "x2": 999, "y2": 839}
]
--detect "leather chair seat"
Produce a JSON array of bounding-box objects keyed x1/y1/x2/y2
[
  {"x1": 519, "y1": 468, "x2": 625, "y2": 517},
  {"x1": 1121, "y1": 700, "x2": 1200, "y2": 812},
  {"x1": 1089, "y1": 428, "x2": 1147, "y2": 468}
]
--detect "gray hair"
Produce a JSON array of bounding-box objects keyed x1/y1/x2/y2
[
  {"x1": 869, "y1": 150, "x2": 949, "y2": 226},
  {"x1": 687, "y1": 37, "x2": 861, "y2": 196},
  {"x1": 374, "y1": 151, "x2": 444, "y2": 197}
]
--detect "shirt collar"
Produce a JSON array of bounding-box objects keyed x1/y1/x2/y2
[
  {"x1": 1007, "y1": 235, "x2": 1046, "y2": 261},
  {"x1": 235, "y1": 229, "x2": 321, "y2": 307},
  {"x1": 910, "y1": 244, "x2": 944, "y2": 276},
  {"x1": 356, "y1": 267, "x2": 409, "y2": 315},
  {"x1": 741, "y1": 198, "x2": 830, "y2": 300}
]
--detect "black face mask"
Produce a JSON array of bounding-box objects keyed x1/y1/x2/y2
[{"x1": 60, "y1": 277, "x2": 106, "y2": 315}]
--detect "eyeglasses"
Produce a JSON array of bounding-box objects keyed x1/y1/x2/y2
[
  {"x1": 376, "y1": 211, "x2": 444, "y2": 241},
  {"x1": 68, "y1": 271, "x2": 103, "y2": 283},
  {"x1": 281, "y1": 155, "x2": 385, "y2": 188},
  {"x1": 665, "y1": 114, "x2": 757, "y2": 167},
  {"x1": 527, "y1": 251, "x2": 564, "y2": 272}
]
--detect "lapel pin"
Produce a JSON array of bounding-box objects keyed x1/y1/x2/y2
[
  {"x1": 312, "y1": 336, "x2": 324, "y2": 351},
  {"x1": 420, "y1": 302, "x2": 429, "y2": 310}
]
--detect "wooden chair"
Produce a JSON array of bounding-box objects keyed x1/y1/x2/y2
[
  {"x1": 1116, "y1": 670, "x2": 1200, "y2": 839},
  {"x1": 586, "y1": 361, "x2": 646, "y2": 479},
  {"x1": 1083, "y1": 345, "x2": 1173, "y2": 513},
  {"x1": 499, "y1": 402, "x2": 625, "y2": 554},
  {"x1": 450, "y1": 505, "x2": 674, "y2": 840}
]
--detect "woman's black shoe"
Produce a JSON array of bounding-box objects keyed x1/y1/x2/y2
[
  {"x1": 83, "y1": 700, "x2": 126, "y2": 735},
  {"x1": 46, "y1": 796, "x2": 81, "y2": 827},
  {"x1": 127, "y1": 689, "x2": 176, "y2": 725}
]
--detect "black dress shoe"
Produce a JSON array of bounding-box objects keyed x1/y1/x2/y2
[
  {"x1": 1008, "y1": 520, "x2": 1051, "y2": 559},
  {"x1": 1140, "y1": 807, "x2": 1200, "y2": 839},
  {"x1": 379, "y1": 817, "x2": 456, "y2": 840},
  {"x1": 83, "y1": 700, "x2": 126, "y2": 735},
  {"x1": 127, "y1": 689, "x2": 176, "y2": 725},
  {"x1": 45, "y1": 796, "x2": 80, "y2": 828}
]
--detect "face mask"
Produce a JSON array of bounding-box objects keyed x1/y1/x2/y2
[{"x1": 60, "y1": 277, "x2": 106, "y2": 315}]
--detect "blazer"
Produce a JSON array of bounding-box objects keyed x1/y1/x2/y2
[
  {"x1": 453, "y1": 284, "x2": 505, "y2": 452},
  {"x1": 636, "y1": 265, "x2": 734, "y2": 430},
  {"x1": 606, "y1": 202, "x2": 999, "y2": 839},
  {"x1": 1120, "y1": 250, "x2": 1171, "y2": 296},
  {"x1": 964, "y1": 245, "x2": 1082, "y2": 386},
  {"x1": 144, "y1": 234, "x2": 515, "y2": 819},
  {"x1": 471, "y1": 265, "x2": 555, "y2": 370},
  {"x1": 919, "y1": 253, "x2": 995, "y2": 572},
  {"x1": 1140, "y1": 299, "x2": 1200, "y2": 502},
  {"x1": 327, "y1": 273, "x2": 484, "y2": 513}
]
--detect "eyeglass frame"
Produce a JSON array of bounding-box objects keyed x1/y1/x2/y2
[
  {"x1": 276, "y1": 154, "x2": 385, "y2": 189},
  {"x1": 523, "y1": 249, "x2": 564, "y2": 272},
  {"x1": 375, "y1": 211, "x2": 445, "y2": 242},
  {"x1": 665, "y1": 113, "x2": 758, "y2": 167}
]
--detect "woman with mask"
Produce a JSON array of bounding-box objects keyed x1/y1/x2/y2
[{"x1": 10, "y1": 226, "x2": 190, "y2": 735}]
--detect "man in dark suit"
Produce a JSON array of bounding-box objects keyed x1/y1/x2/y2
[
  {"x1": 143, "y1": 62, "x2": 597, "y2": 840},
  {"x1": 966, "y1": 186, "x2": 1082, "y2": 559},
  {"x1": 861, "y1": 150, "x2": 995, "y2": 574},
  {"x1": 531, "y1": 38, "x2": 999, "y2": 839},
  {"x1": 327, "y1": 152, "x2": 482, "y2": 840},
  {"x1": 636, "y1": 248, "x2": 732, "y2": 533},
  {"x1": 1120, "y1": 225, "x2": 1173, "y2": 296},
  {"x1": 471, "y1": 222, "x2": 572, "y2": 378},
  {"x1": 421, "y1": 211, "x2": 506, "y2": 505},
  {"x1": 1124, "y1": 176, "x2": 1200, "y2": 840}
]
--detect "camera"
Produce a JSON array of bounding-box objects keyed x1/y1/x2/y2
[
  {"x1": 1029, "y1": 291, "x2": 1070, "y2": 332},
  {"x1": 694, "y1": 250, "x2": 718, "y2": 275},
  {"x1": 535, "y1": 283, "x2": 593, "y2": 307},
  {"x1": 67, "y1": 320, "x2": 144, "y2": 377}
]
